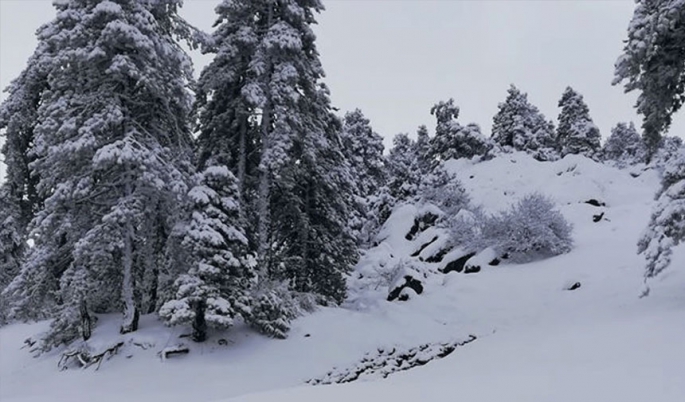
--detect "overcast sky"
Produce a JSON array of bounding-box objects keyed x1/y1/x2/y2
[{"x1": 1, "y1": 0, "x2": 684, "y2": 172}]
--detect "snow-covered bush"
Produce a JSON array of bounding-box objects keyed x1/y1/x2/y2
[
  {"x1": 481, "y1": 193, "x2": 573, "y2": 263},
  {"x1": 445, "y1": 208, "x2": 485, "y2": 250},
  {"x1": 420, "y1": 166, "x2": 471, "y2": 219},
  {"x1": 243, "y1": 281, "x2": 318, "y2": 339}
]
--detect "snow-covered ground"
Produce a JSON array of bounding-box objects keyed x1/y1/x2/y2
[{"x1": 2, "y1": 152, "x2": 684, "y2": 402}]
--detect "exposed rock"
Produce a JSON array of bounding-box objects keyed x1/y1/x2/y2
[
  {"x1": 593, "y1": 212, "x2": 605, "y2": 222},
  {"x1": 387, "y1": 275, "x2": 424, "y2": 302},
  {"x1": 441, "y1": 252, "x2": 476, "y2": 274},
  {"x1": 410, "y1": 236, "x2": 439, "y2": 257},
  {"x1": 424, "y1": 247, "x2": 451, "y2": 263},
  {"x1": 585, "y1": 199, "x2": 606, "y2": 207},
  {"x1": 405, "y1": 212, "x2": 439, "y2": 241},
  {"x1": 463, "y1": 247, "x2": 499, "y2": 274}
]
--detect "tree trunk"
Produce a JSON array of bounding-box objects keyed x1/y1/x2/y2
[
  {"x1": 80, "y1": 299, "x2": 92, "y2": 341},
  {"x1": 256, "y1": 5, "x2": 274, "y2": 278},
  {"x1": 120, "y1": 181, "x2": 139, "y2": 334},
  {"x1": 237, "y1": 116, "x2": 247, "y2": 204},
  {"x1": 192, "y1": 301, "x2": 207, "y2": 343}
]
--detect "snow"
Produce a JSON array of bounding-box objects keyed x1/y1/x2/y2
[{"x1": 2, "y1": 152, "x2": 685, "y2": 402}]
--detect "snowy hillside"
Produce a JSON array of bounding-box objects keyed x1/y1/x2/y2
[{"x1": 2, "y1": 152, "x2": 685, "y2": 402}]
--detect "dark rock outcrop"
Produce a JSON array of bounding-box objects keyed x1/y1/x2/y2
[
  {"x1": 441, "y1": 252, "x2": 476, "y2": 274},
  {"x1": 387, "y1": 276, "x2": 424, "y2": 302},
  {"x1": 411, "y1": 236, "x2": 439, "y2": 257},
  {"x1": 405, "y1": 212, "x2": 439, "y2": 241},
  {"x1": 585, "y1": 199, "x2": 606, "y2": 207}
]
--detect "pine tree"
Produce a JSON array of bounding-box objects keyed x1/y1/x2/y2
[
  {"x1": 160, "y1": 166, "x2": 254, "y2": 342},
  {"x1": 556, "y1": 87, "x2": 601, "y2": 157},
  {"x1": 387, "y1": 133, "x2": 421, "y2": 201},
  {"x1": 429, "y1": 99, "x2": 492, "y2": 163},
  {"x1": 198, "y1": 0, "x2": 356, "y2": 309},
  {"x1": 0, "y1": 50, "x2": 51, "y2": 307},
  {"x1": 340, "y1": 109, "x2": 386, "y2": 198},
  {"x1": 602, "y1": 122, "x2": 647, "y2": 166},
  {"x1": 491, "y1": 85, "x2": 558, "y2": 161},
  {"x1": 654, "y1": 135, "x2": 684, "y2": 164},
  {"x1": 339, "y1": 109, "x2": 386, "y2": 245},
  {"x1": 0, "y1": 47, "x2": 50, "y2": 223},
  {"x1": 614, "y1": 0, "x2": 685, "y2": 157},
  {"x1": 415, "y1": 125, "x2": 432, "y2": 173},
  {"x1": 2, "y1": 0, "x2": 196, "y2": 350},
  {"x1": 0, "y1": 188, "x2": 24, "y2": 323},
  {"x1": 638, "y1": 145, "x2": 685, "y2": 279}
]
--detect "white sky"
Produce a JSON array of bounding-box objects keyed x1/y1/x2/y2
[{"x1": 1, "y1": 0, "x2": 684, "y2": 175}]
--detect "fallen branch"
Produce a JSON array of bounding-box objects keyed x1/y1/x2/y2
[
  {"x1": 58, "y1": 341, "x2": 125, "y2": 371},
  {"x1": 159, "y1": 344, "x2": 190, "y2": 361}
]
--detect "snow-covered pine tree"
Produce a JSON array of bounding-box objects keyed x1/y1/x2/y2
[
  {"x1": 160, "y1": 165, "x2": 254, "y2": 342},
  {"x1": 429, "y1": 99, "x2": 493, "y2": 163},
  {"x1": 339, "y1": 109, "x2": 386, "y2": 245},
  {"x1": 198, "y1": 0, "x2": 356, "y2": 312},
  {"x1": 2, "y1": 0, "x2": 196, "y2": 350},
  {"x1": 0, "y1": 188, "x2": 24, "y2": 323},
  {"x1": 0, "y1": 49, "x2": 49, "y2": 229},
  {"x1": 340, "y1": 109, "x2": 386, "y2": 198},
  {"x1": 556, "y1": 87, "x2": 602, "y2": 157},
  {"x1": 194, "y1": 0, "x2": 262, "y2": 208},
  {"x1": 654, "y1": 135, "x2": 684, "y2": 165},
  {"x1": 638, "y1": 145, "x2": 685, "y2": 279},
  {"x1": 614, "y1": 0, "x2": 685, "y2": 157},
  {"x1": 415, "y1": 125, "x2": 433, "y2": 173},
  {"x1": 491, "y1": 85, "x2": 558, "y2": 161},
  {"x1": 0, "y1": 50, "x2": 52, "y2": 309},
  {"x1": 263, "y1": 103, "x2": 357, "y2": 305},
  {"x1": 386, "y1": 133, "x2": 422, "y2": 201},
  {"x1": 602, "y1": 122, "x2": 647, "y2": 166}
]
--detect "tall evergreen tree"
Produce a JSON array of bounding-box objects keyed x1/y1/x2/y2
[
  {"x1": 386, "y1": 133, "x2": 421, "y2": 201},
  {"x1": 491, "y1": 85, "x2": 558, "y2": 161},
  {"x1": 196, "y1": 0, "x2": 356, "y2": 307},
  {"x1": 340, "y1": 109, "x2": 386, "y2": 198},
  {"x1": 339, "y1": 109, "x2": 386, "y2": 245},
  {"x1": 160, "y1": 165, "x2": 254, "y2": 342},
  {"x1": 429, "y1": 99, "x2": 492, "y2": 163},
  {"x1": 556, "y1": 87, "x2": 601, "y2": 157},
  {"x1": 414, "y1": 125, "x2": 432, "y2": 173},
  {"x1": 0, "y1": 188, "x2": 24, "y2": 323},
  {"x1": 2, "y1": 0, "x2": 196, "y2": 350},
  {"x1": 602, "y1": 122, "x2": 647, "y2": 166},
  {"x1": 614, "y1": 0, "x2": 685, "y2": 157},
  {"x1": 0, "y1": 50, "x2": 49, "y2": 229},
  {"x1": 0, "y1": 50, "x2": 51, "y2": 304}
]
